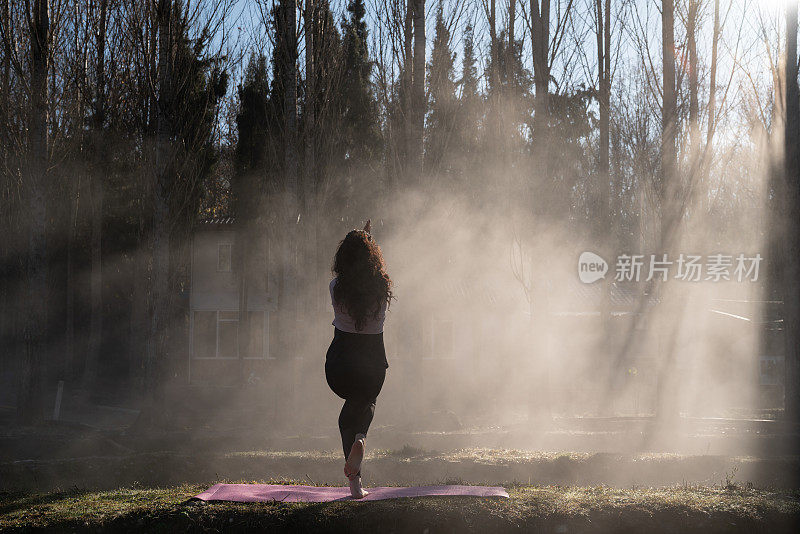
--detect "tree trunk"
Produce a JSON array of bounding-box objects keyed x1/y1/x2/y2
[
  {"x1": 0, "y1": 0, "x2": 8, "y2": 178},
  {"x1": 303, "y1": 0, "x2": 318, "y2": 332},
  {"x1": 281, "y1": 0, "x2": 299, "y2": 414},
  {"x1": 531, "y1": 0, "x2": 550, "y2": 172},
  {"x1": 85, "y1": 165, "x2": 103, "y2": 388},
  {"x1": 0, "y1": 0, "x2": 7, "y2": 131},
  {"x1": 411, "y1": 0, "x2": 425, "y2": 181},
  {"x1": 654, "y1": 0, "x2": 678, "y2": 425},
  {"x1": 85, "y1": 0, "x2": 108, "y2": 390},
  {"x1": 18, "y1": 0, "x2": 49, "y2": 425},
  {"x1": 488, "y1": 0, "x2": 498, "y2": 173},
  {"x1": 129, "y1": 201, "x2": 149, "y2": 393},
  {"x1": 285, "y1": 0, "x2": 298, "y2": 192},
  {"x1": 660, "y1": 0, "x2": 676, "y2": 238},
  {"x1": 65, "y1": 181, "x2": 77, "y2": 382},
  {"x1": 594, "y1": 0, "x2": 611, "y2": 232},
  {"x1": 506, "y1": 0, "x2": 517, "y2": 205},
  {"x1": 402, "y1": 0, "x2": 412, "y2": 181},
  {"x1": 490, "y1": 0, "x2": 497, "y2": 90},
  {"x1": 783, "y1": 0, "x2": 799, "y2": 423},
  {"x1": 509, "y1": 0, "x2": 516, "y2": 47},
  {"x1": 702, "y1": 0, "x2": 720, "y2": 216},
  {"x1": 596, "y1": 0, "x2": 614, "y2": 415},
  {"x1": 304, "y1": 0, "x2": 315, "y2": 211},
  {"x1": 144, "y1": 0, "x2": 172, "y2": 424},
  {"x1": 65, "y1": 0, "x2": 85, "y2": 385},
  {"x1": 687, "y1": 0, "x2": 699, "y2": 161}
]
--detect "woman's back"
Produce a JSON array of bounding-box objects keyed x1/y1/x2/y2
[{"x1": 329, "y1": 277, "x2": 387, "y2": 334}]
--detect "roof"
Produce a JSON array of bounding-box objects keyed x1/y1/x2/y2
[
  {"x1": 199, "y1": 216, "x2": 235, "y2": 225},
  {"x1": 195, "y1": 216, "x2": 236, "y2": 230}
]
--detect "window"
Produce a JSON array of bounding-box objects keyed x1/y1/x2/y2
[
  {"x1": 192, "y1": 310, "x2": 269, "y2": 359},
  {"x1": 217, "y1": 311, "x2": 239, "y2": 359},
  {"x1": 249, "y1": 311, "x2": 265, "y2": 357},
  {"x1": 192, "y1": 311, "x2": 216, "y2": 359},
  {"x1": 218, "y1": 243, "x2": 232, "y2": 272}
]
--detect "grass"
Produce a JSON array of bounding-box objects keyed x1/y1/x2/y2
[
  {"x1": 3, "y1": 445, "x2": 799, "y2": 495},
  {"x1": 1, "y1": 479, "x2": 798, "y2": 533}
]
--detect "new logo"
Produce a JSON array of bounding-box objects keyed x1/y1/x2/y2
[{"x1": 578, "y1": 251, "x2": 608, "y2": 283}]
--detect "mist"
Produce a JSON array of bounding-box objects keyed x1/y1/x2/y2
[{"x1": 1, "y1": 0, "x2": 799, "y2": 521}]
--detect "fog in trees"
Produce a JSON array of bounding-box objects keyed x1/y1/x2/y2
[{"x1": 0, "y1": 0, "x2": 797, "y2": 475}]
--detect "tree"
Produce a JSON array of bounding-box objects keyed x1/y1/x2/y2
[
  {"x1": 17, "y1": 0, "x2": 49, "y2": 424},
  {"x1": 83, "y1": 0, "x2": 109, "y2": 390},
  {"x1": 595, "y1": 0, "x2": 611, "y2": 231},
  {"x1": 144, "y1": 0, "x2": 173, "y2": 419},
  {"x1": 529, "y1": 0, "x2": 550, "y2": 155},
  {"x1": 653, "y1": 0, "x2": 678, "y2": 426},
  {"x1": 660, "y1": 0, "x2": 677, "y2": 237},
  {"x1": 456, "y1": 22, "x2": 480, "y2": 169},
  {"x1": 784, "y1": 0, "x2": 799, "y2": 423},
  {"x1": 341, "y1": 0, "x2": 380, "y2": 167},
  {"x1": 411, "y1": 0, "x2": 425, "y2": 181},
  {"x1": 425, "y1": 3, "x2": 457, "y2": 176},
  {"x1": 143, "y1": 0, "x2": 229, "y2": 421},
  {"x1": 234, "y1": 53, "x2": 270, "y2": 381},
  {"x1": 236, "y1": 55, "x2": 271, "y2": 179}
]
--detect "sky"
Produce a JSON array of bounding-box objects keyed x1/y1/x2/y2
[{"x1": 202, "y1": 0, "x2": 793, "y2": 145}]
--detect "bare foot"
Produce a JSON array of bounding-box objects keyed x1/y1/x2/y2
[
  {"x1": 349, "y1": 475, "x2": 369, "y2": 499},
  {"x1": 344, "y1": 434, "x2": 365, "y2": 478}
]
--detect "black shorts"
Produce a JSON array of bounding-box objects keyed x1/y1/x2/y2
[{"x1": 325, "y1": 327, "x2": 388, "y2": 401}]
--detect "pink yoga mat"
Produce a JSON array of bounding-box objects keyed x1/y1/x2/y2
[{"x1": 193, "y1": 483, "x2": 509, "y2": 502}]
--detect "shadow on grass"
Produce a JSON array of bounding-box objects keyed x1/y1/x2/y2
[{"x1": 0, "y1": 488, "x2": 85, "y2": 516}]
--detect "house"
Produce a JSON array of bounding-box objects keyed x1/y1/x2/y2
[{"x1": 188, "y1": 217, "x2": 277, "y2": 386}]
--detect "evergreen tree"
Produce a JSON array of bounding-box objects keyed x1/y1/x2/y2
[
  {"x1": 340, "y1": 0, "x2": 380, "y2": 167},
  {"x1": 460, "y1": 24, "x2": 478, "y2": 104},
  {"x1": 425, "y1": 3, "x2": 457, "y2": 176},
  {"x1": 454, "y1": 23, "x2": 480, "y2": 177},
  {"x1": 310, "y1": 0, "x2": 345, "y2": 175},
  {"x1": 234, "y1": 53, "x2": 270, "y2": 219},
  {"x1": 485, "y1": 29, "x2": 532, "y2": 157},
  {"x1": 266, "y1": 0, "x2": 297, "y2": 180},
  {"x1": 164, "y1": 5, "x2": 229, "y2": 228}
]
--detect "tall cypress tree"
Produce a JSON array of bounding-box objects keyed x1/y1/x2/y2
[
  {"x1": 460, "y1": 24, "x2": 478, "y2": 105},
  {"x1": 234, "y1": 53, "x2": 270, "y2": 218},
  {"x1": 425, "y1": 3, "x2": 456, "y2": 176},
  {"x1": 340, "y1": 0, "x2": 379, "y2": 167},
  {"x1": 454, "y1": 23, "x2": 480, "y2": 179},
  {"x1": 310, "y1": 1, "x2": 345, "y2": 175},
  {"x1": 266, "y1": 0, "x2": 295, "y2": 180}
]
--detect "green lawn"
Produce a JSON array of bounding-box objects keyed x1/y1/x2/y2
[{"x1": 1, "y1": 480, "x2": 798, "y2": 533}]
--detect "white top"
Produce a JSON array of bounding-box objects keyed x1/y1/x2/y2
[{"x1": 329, "y1": 278, "x2": 387, "y2": 334}]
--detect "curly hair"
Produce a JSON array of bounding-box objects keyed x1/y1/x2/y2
[{"x1": 332, "y1": 229, "x2": 393, "y2": 332}]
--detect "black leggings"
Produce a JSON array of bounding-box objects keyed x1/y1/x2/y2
[{"x1": 325, "y1": 328, "x2": 387, "y2": 476}]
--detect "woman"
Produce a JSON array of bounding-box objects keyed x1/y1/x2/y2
[{"x1": 325, "y1": 219, "x2": 393, "y2": 498}]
